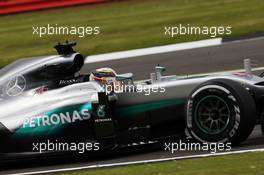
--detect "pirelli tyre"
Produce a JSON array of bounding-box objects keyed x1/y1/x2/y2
[{"x1": 186, "y1": 79, "x2": 256, "y2": 145}]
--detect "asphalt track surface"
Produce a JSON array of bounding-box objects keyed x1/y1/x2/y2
[
  {"x1": 2, "y1": 37, "x2": 264, "y2": 174},
  {"x1": 82, "y1": 37, "x2": 264, "y2": 79}
]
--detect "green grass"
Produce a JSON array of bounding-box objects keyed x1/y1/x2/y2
[
  {"x1": 0, "y1": 0, "x2": 264, "y2": 67},
  {"x1": 55, "y1": 152, "x2": 264, "y2": 175}
]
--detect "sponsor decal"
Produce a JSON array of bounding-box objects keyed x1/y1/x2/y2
[
  {"x1": 94, "y1": 118, "x2": 112, "y2": 123},
  {"x1": 59, "y1": 78, "x2": 80, "y2": 86},
  {"x1": 6, "y1": 75, "x2": 27, "y2": 96},
  {"x1": 22, "y1": 104, "x2": 92, "y2": 129},
  {"x1": 187, "y1": 99, "x2": 193, "y2": 128},
  {"x1": 229, "y1": 105, "x2": 241, "y2": 138},
  {"x1": 96, "y1": 105, "x2": 106, "y2": 118}
]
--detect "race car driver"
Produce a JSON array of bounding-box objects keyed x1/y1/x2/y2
[
  {"x1": 89, "y1": 68, "x2": 122, "y2": 93},
  {"x1": 89, "y1": 68, "x2": 117, "y2": 84}
]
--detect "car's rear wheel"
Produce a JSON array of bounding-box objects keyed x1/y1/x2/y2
[{"x1": 186, "y1": 79, "x2": 256, "y2": 145}]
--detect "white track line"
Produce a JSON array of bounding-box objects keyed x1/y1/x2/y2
[
  {"x1": 224, "y1": 36, "x2": 264, "y2": 44},
  {"x1": 85, "y1": 35, "x2": 264, "y2": 64},
  {"x1": 8, "y1": 148, "x2": 264, "y2": 175},
  {"x1": 85, "y1": 38, "x2": 222, "y2": 63}
]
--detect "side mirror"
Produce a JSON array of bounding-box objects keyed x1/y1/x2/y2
[
  {"x1": 155, "y1": 66, "x2": 166, "y2": 73},
  {"x1": 151, "y1": 65, "x2": 166, "y2": 83},
  {"x1": 116, "y1": 73, "x2": 134, "y2": 81}
]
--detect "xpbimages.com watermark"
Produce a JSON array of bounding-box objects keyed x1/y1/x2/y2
[
  {"x1": 103, "y1": 82, "x2": 166, "y2": 96},
  {"x1": 32, "y1": 24, "x2": 100, "y2": 37},
  {"x1": 164, "y1": 140, "x2": 232, "y2": 154},
  {"x1": 32, "y1": 140, "x2": 100, "y2": 154},
  {"x1": 165, "y1": 24, "x2": 232, "y2": 38}
]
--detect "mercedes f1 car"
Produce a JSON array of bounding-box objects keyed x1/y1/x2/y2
[{"x1": 0, "y1": 42, "x2": 263, "y2": 154}]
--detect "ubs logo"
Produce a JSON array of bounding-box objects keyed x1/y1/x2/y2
[{"x1": 6, "y1": 75, "x2": 27, "y2": 96}]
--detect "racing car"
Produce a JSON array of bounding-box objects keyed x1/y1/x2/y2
[{"x1": 0, "y1": 41, "x2": 263, "y2": 154}]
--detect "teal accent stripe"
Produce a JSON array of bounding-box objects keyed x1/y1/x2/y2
[{"x1": 115, "y1": 99, "x2": 185, "y2": 118}]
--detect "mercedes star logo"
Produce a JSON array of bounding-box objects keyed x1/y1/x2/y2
[{"x1": 6, "y1": 75, "x2": 27, "y2": 96}]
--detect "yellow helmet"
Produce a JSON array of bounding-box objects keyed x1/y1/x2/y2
[{"x1": 90, "y1": 68, "x2": 117, "y2": 84}]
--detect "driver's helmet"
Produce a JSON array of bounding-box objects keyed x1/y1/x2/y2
[{"x1": 89, "y1": 67, "x2": 117, "y2": 85}]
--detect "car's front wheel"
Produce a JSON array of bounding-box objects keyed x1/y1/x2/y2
[{"x1": 186, "y1": 79, "x2": 256, "y2": 145}]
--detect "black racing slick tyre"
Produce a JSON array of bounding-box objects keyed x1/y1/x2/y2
[{"x1": 186, "y1": 79, "x2": 256, "y2": 145}]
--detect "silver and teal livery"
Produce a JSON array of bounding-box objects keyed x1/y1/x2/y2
[{"x1": 1, "y1": 42, "x2": 264, "y2": 157}]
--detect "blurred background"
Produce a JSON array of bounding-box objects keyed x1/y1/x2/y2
[{"x1": 0, "y1": 0, "x2": 263, "y2": 67}]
